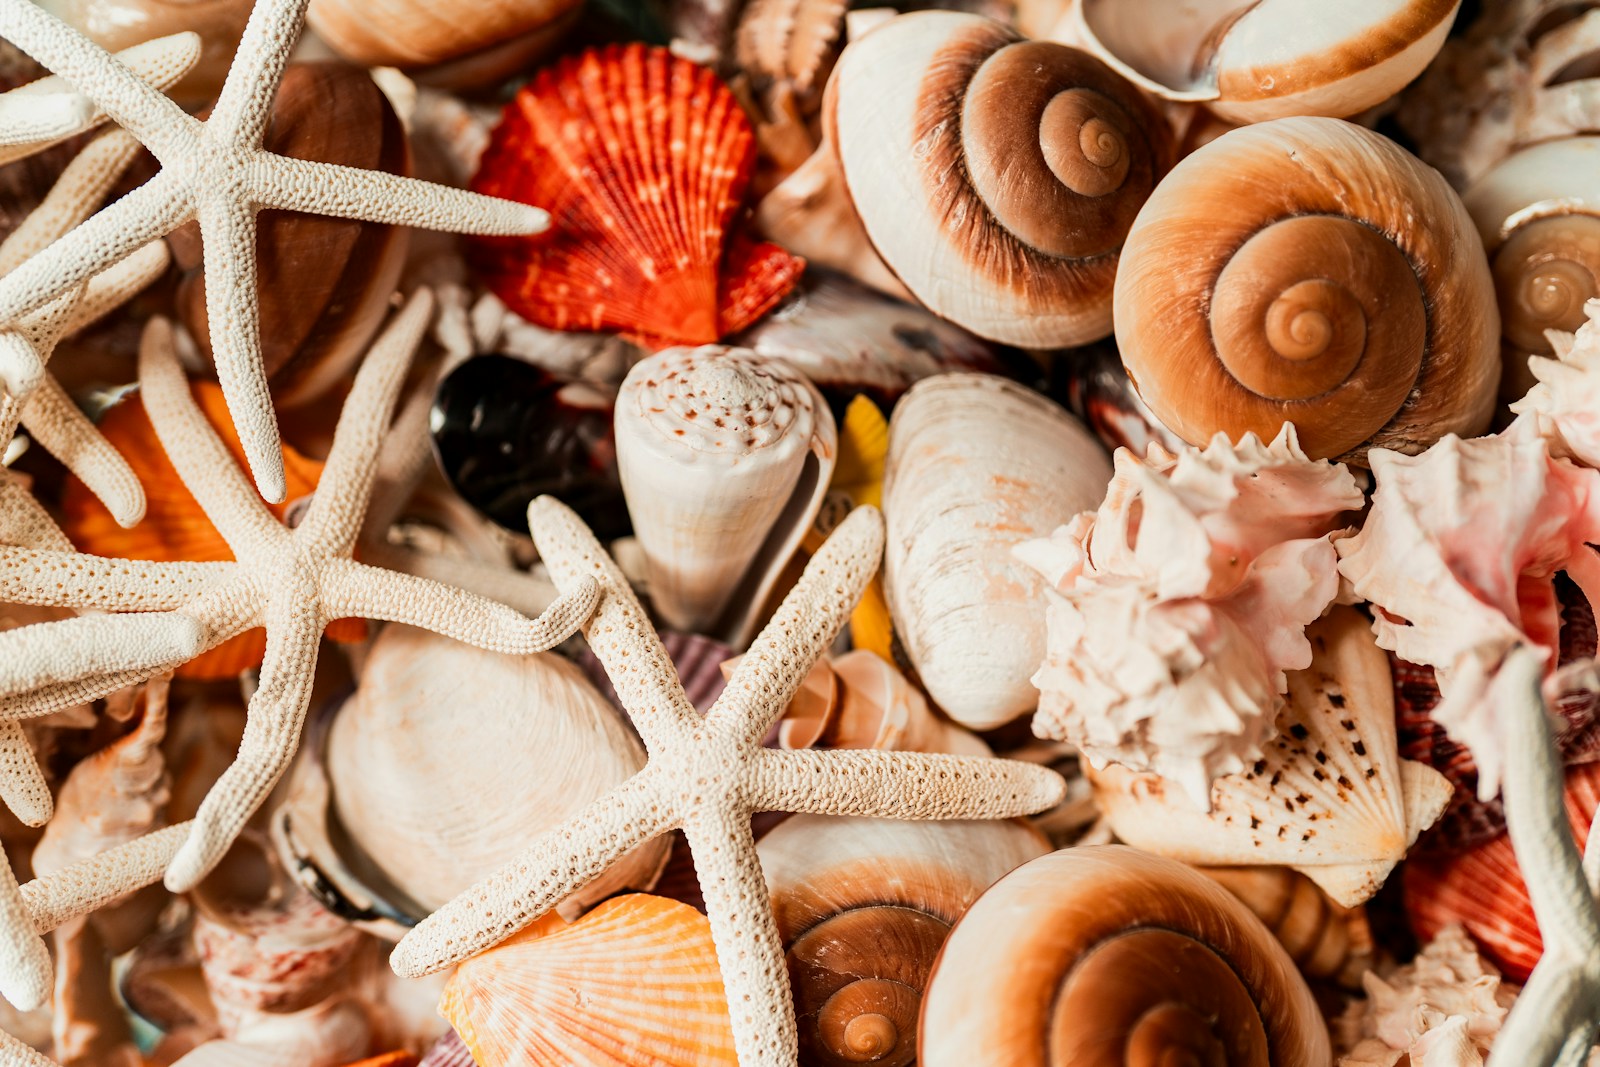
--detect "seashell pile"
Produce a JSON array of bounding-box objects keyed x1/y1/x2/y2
[{"x1": 5, "y1": 2, "x2": 1600, "y2": 1065}]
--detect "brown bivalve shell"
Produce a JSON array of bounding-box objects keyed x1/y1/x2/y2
[
  {"x1": 1464, "y1": 136, "x2": 1600, "y2": 403},
  {"x1": 757, "y1": 815, "x2": 1049, "y2": 1067},
  {"x1": 821, "y1": 10, "x2": 1174, "y2": 347},
  {"x1": 920, "y1": 845, "x2": 1330, "y2": 1066},
  {"x1": 1198, "y1": 867, "x2": 1374, "y2": 989},
  {"x1": 1067, "y1": 0, "x2": 1459, "y2": 122},
  {"x1": 1115, "y1": 117, "x2": 1501, "y2": 464}
]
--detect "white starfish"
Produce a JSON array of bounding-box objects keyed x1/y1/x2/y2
[
  {"x1": 0, "y1": 291, "x2": 599, "y2": 899},
  {"x1": 0, "y1": 0, "x2": 549, "y2": 504},
  {"x1": 392, "y1": 496, "x2": 1067, "y2": 1066}
]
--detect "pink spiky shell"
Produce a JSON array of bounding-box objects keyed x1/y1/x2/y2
[{"x1": 468, "y1": 44, "x2": 803, "y2": 348}]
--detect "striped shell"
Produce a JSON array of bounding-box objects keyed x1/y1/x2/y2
[
  {"x1": 468, "y1": 45, "x2": 802, "y2": 348},
  {"x1": 437, "y1": 894, "x2": 737, "y2": 1066}
]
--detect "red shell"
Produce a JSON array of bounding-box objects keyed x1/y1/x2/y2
[
  {"x1": 1396, "y1": 575, "x2": 1600, "y2": 854},
  {"x1": 1403, "y1": 760, "x2": 1600, "y2": 982},
  {"x1": 468, "y1": 44, "x2": 803, "y2": 348}
]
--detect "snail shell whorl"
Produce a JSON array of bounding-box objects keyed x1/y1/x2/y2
[
  {"x1": 829, "y1": 11, "x2": 1173, "y2": 348},
  {"x1": 1115, "y1": 117, "x2": 1500, "y2": 463},
  {"x1": 920, "y1": 846, "x2": 1330, "y2": 1067}
]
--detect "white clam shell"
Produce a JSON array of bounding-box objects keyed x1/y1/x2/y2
[
  {"x1": 615, "y1": 345, "x2": 836, "y2": 646},
  {"x1": 883, "y1": 374, "x2": 1111, "y2": 730}
]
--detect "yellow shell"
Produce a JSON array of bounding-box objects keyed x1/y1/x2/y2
[{"x1": 438, "y1": 894, "x2": 737, "y2": 1067}]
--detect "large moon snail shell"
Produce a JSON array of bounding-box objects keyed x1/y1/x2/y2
[
  {"x1": 826, "y1": 11, "x2": 1175, "y2": 348},
  {"x1": 1115, "y1": 117, "x2": 1501, "y2": 463},
  {"x1": 919, "y1": 845, "x2": 1331, "y2": 1067},
  {"x1": 1464, "y1": 136, "x2": 1600, "y2": 402}
]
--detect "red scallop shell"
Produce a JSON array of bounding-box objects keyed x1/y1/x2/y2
[
  {"x1": 1403, "y1": 760, "x2": 1600, "y2": 983},
  {"x1": 468, "y1": 44, "x2": 803, "y2": 348},
  {"x1": 1396, "y1": 574, "x2": 1600, "y2": 854}
]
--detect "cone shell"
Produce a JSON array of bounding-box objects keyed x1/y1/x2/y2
[
  {"x1": 1115, "y1": 117, "x2": 1500, "y2": 464},
  {"x1": 1198, "y1": 867, "x2": 1373, "y2": 988},
  {"x1": 1090, "y1": 607, "x2": 1454, "y2": 907},
  {"x1": 438, "y1": 894, "x2": 737, "y2": 1067},
  {"x1": 1404, "y1": 760, "x2": 1600, "y2": 983},
  {"x1": 883, "y1": 374, "x2": 1111, "y2": 730},
  {"x1": 615, "y1": 345, "x2": 836, "y2": 644},
  {"x1": 826, "y1": 11, "x2": 1174, "y2": 347},
  {"x1": 468, "y1": 45, "x2": 803, "y2": 348},
  {"x1": 758, "y1": 815, "x2": 1049, "y2": 1067},
  {"x1": 324, "y1": 625, "x2": 667, "y2": 917},
  {"x1": 920, "y1": 846, "x2": 1330, "y2": 1067},
  {"x1": 61, "y1": 383, "x2": 363, "y2": 679},
  {"x1": 1069, "y1": 0, "x2": 1459, "y2": 122}
]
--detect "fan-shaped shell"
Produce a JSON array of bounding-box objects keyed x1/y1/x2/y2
[
  {"x1": 437, "y1": 894, "x2": 737, "y2": 1067},
  {"x1": 468, "y1": 45, "x2": 803, "y2": 349},
  {"x1": 615, "y1": 345, "x2": 836, "y2": 645},
  {"x1": 883, "y1": 374, "x2": 1111, "y2": 730},
  {"x1": 1070, "y1": 0, "x2": 1458, "y2": 122},
  {"x1": 322, "y1": 624, "x2": 668, "y2": 917},
  {"x1": 1404, "y1": 759, "x2": 1600, "y2": 983},
  {"x1": 1115, "y1": 117, "x2": 1500, "y2": 464},
  {"x1": 1089, "y1": 606, "x2": 1453, "y2": 907},
  {"x1": 825, "y1": 11, "x2": 1174, "y2": 348},
  {"x1": 1464, "y1": 137, "x2": 1600, "y2": 401},
  {"x1": 920, "y1": 845, "x2": 1330, "y2": 1066},
  {"x1": 308, "y1": 0, "x2": 579, "y2": 75},
  {"x1": 757, "y1": 815, "x2": 1049, "y2": 1067}
]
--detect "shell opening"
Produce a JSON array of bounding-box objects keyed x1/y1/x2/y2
[{"x1": 1494, "y1": 214, "x2": 1600, "y2": 353}]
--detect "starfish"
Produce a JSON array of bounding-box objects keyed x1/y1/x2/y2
[
  {"x1": 0, "y1": 0, "x2": 549, "y2": 504},
  {"x1": 0, "y1": 289, "x2": 600, "y2": 896},
  {"x1": 0, "y1": 127, "x2": 172, "y2": 527},
  {"x1": 391, "y1": 496, "x2": 1067, "y2": 1066}
]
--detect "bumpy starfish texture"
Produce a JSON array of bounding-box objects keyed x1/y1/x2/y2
[
  {"x1": 0, "y1": 290, "x2": 599, "y2": 897},
  {"x1": 0, "y1": 0, "x2": 549, "y2": 504},
  {"x1": 392, "y1": 496, "x2": 1067, "y2": 1067}
]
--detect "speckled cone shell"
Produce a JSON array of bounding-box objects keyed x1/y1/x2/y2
[
  {"x1": 1070, "y1": 0, "x2": 1459, "y2": 122},
  {"x1": 883, "y1": 374, "x2": 1111, "y2": 730},
  {"x1": 1089, "y1": 607, "x2": 1453, "y2": 907},
  {"x1": 919, "y1": 846, "x2": 1330, "y2": 1066},
  {"x1": 326, "y1": 624, "x2": 666, "y2": 915},
  {"x1": 438, "y1": 894, "x2": 738, "y2": 1066},
  {"x1": 615, "y1": 345, "x2": 836, "y2": 645}
]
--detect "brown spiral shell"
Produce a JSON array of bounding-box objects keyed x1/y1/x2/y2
[
  {"x1": 920, "y1": 846, "x2": 1331, "y2": 1067},
  {"x1": 1115, "y1": 116, "x2": 1500, "y2": 464},
  {"x1": 757, "y1": 815, "x2": 1049, "y2": 1067},
  {"x1": 826, "y1": 10, "x2": 1174, "y2": 348},
  {"x1": 1198, "y1": 866, "x2": 1374, "y2": 988}
]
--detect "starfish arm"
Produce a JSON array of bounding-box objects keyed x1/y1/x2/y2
[
  {"x1": 357, "y1": 542, "x2": 562, "y2": 620},
  {"x1": 708, "y1": 505, "x2": 885, "y2": 748},
  {"x1": 1488, "y1": 957, "x2": 1597, "y2": 1067},
  {"x1": 0, "y1": 721, "x2": 51, "y2": 826},
  {"x1": 62, "y1": 239, "x2": 169, "y2": 336},
  {"x1": 360, "y1": 377, "x2": 436, "y2": 541},
  {"x1": 0, "y1": 478, "x2": 70, "y2": 552},
  {"x1": 20, "y1": 823, "x2": 190, "y2": 936},
  {"x1": 0, "y1": 332, "x2": 43, "y2": 400},
  {"x1": 0, "y1": 91, "x2": 92, "y2": 146},
  {"x1": 318, "y1": 559, "x2": 597, "y2": 656},
  {"x1": 0, "y1": 169, "x2": 189, "y2": 327},
  {"x1": 0, "y1": 613, "x2": 202, "y2": 702},
  {"x1": 19, "y1": 375, "x2": 145, "y2": 527},
  {"x1": 206, "y1": 0, "x2": 309, "y2": 146},
  {"x1": 528, "y1": 496, "x2": 702, "y2": 751},
  {"x1": 0, "y1": 129, "x2": 141, "y2": 275},
  {"x1": 253, "y1": 154, "x2": 548, "y2": 236},
  {"x1": 0, "y1": 1, "x2": 190, "y2": 152},
  {"x1": 390, "y1": 774, "x2": 674, "y2": 978},
  {"x1": 0, "y1": 1027, "x2": 55, "y2": 1065},
  {"x1": 0, "y1": 548, "x2": 232, "y2": 611},
  {"x1": 749, "y1": 749, "x2": 1068, "y2": 819},
  {"x1": 2, "y1": 665, "x2": 188, "y2": 724},
  {"x1": 136, "y1": 318, "x2": 283, "y2": 553},
  {"x1": 0, "y1": 844, "x2": 49, "y2": 1011},
  {"x1": 297, "y1": 291, "x2": 433, "y2": 554},
  {"x1": 682, "y1": 804, "x2": 798, "y2": 1066}
]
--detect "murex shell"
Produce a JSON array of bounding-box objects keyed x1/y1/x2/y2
[{"x1": 883, "y1": 374, "x2": 1111, "y2": 730}]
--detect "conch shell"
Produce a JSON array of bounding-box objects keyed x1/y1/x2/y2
[
  {"x1": 884, "y1": 374, "x2": 1111, "y2": 730},
  {"x1": 614, "y1": 345, "x2": 836, "y2": 646},
  {"x1": 1017, "y1": 425, "x2": 1363, "y2": 807}
]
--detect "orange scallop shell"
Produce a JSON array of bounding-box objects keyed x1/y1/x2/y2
[
  {"x1": 467, "y1": 44, "x2": 803, "y2": 348},
  {"x1": 61, "y1": 383, "x2": 366, "y2": 679},
  {"x1": 1403, "y1": 759, "x2": 1600, "y2": 983}
]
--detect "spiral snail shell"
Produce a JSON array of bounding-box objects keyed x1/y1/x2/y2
[
  {"x1": 1115, "y1": 117, "x2": 1501, "y2": 463},
  {"x1": 757, "y1": 815, "x2": 1049, "y2": 1067},
  {"x1": 824, "y1": 11, "x2": 1174, "y2": 348},
  {"x1": 920, "y1": 845, "x2": 1331, "y2": 1067},
  {"x1": 1464, "y1": 137, "x2": 1600, "y2": 402}
]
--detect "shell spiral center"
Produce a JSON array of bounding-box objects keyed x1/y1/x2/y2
[
  {"x1": 1494, "y1": 215, "x2": 1600, "y2": 353},
  {"x1": 1041, "y1": 89, "x2": 1131, "y2": 198}
]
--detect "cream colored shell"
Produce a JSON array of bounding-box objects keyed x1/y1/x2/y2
[
  {"x1": 883, "y1": 374, "x2": 1111, "y2": 730},
  {"x1": 307, "y1": 0, "x2": 580, "y2": 74}
]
